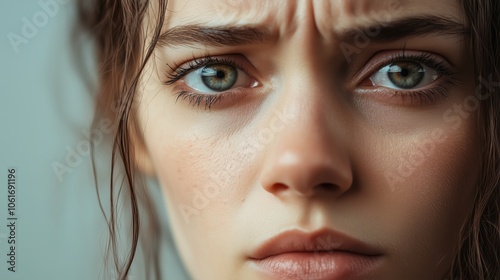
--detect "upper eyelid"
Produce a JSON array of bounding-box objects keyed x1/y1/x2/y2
[
  {"x1": 351, "y1": 51, "x2": 456, "y2": 87},
  {"x1": 164, "y1": 55, "x2": 255, "y2": 85}
]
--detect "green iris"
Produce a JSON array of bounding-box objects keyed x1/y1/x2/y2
[
  {"x1": 387, "y1": 61, "x2": 425, "y2": 89},
  {"x1": 201, "y1": 64, "x2": 238, "y2": 92}
]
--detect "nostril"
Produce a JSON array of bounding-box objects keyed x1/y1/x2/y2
[
  {"x1": 270, "y1": 183, "x2": 288, "y2": 193},
  {"x1": 317, "y1": 183, "x2": 337, "y2": 191}
]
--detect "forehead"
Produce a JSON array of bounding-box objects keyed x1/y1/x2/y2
[{"x1": 161, "y1": 0, "x2": 462, "y2": 32}]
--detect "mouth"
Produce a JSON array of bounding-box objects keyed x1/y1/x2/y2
[{"x1": 247, "y1": 228, "x2": 383, "y2": 280}]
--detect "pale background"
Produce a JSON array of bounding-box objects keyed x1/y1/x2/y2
[{"x1": 0, "y1": 1, "x2": 189, "y2": 279}]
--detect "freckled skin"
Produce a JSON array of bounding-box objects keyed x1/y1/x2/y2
[{"x1": 134, "y1": 0, "x2": 479, "y2": 279}]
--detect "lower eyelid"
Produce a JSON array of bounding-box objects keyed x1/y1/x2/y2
[
  {"x1": 352, "y1": 51, "x2": 455, "y2": 88},
  {"x1": 173, "y1": 86, "x2": 261, "y2": 110},
  {"x1": 354, "y1": 74, "x2": 457, "y2": 107}
]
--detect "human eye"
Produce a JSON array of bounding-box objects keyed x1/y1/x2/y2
[
  {"x1": 357, "y1": 51, "x2": 458, "y2": 106},
  {"x1": 164, "y1": 56, "x2": 259, "y2": 109}
]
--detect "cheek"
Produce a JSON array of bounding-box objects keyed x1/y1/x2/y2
[
  {"x1": 145, "y1": 126, "x2": 257, "y2": 275},
  {"x1": 352, "y1": 117, "x2": 479, "y2": 274},
  {"x1": 150, "y1": 132, "x2": 253, "y2": 221}
]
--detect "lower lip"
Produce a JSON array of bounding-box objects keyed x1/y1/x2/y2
[{"x1": 249, "y1": 251, "x2": 382, "y2": 280}]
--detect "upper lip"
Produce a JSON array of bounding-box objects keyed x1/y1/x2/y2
[{"x1": 249, "y1": 228, "x2": 382, "y2": 260}]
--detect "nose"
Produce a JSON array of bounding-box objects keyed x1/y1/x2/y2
[{"x1": 259, "y1": 84, "x2": 354, "y2": 199}]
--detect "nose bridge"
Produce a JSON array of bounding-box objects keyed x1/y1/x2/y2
[
  {"x1": 273, "y1": 67, "x2": 348, "y2": 167},
  {"x1": 274, "y1": 83, "x2": 338, "y2": 152},
  {"x1": 258, "y1": 48, "x2": 353, "y2": 198},
  {"x1": 274, "y1": 14, "x2": 339, "y2": 135},
  {"x1": 274, "y1": 35, "x2": 346, "y2": 153}
]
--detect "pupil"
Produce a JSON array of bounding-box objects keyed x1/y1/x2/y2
[
  {"x1": 387, "y1": 62, "x2": 424, "y2": 89},
  {"x1": 201, "y1": 64, "x2": 238, "y2": 92}
]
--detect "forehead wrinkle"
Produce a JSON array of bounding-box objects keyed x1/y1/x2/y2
[
  {"x1": 213, "y1": 0, "x2": 298, "y2": 26},
  {"x1": 314, "y1": 0, "x2": 397, "y2": 24},
  {"x1": 162, "y1": 0, "x2": 298, "y2": 38},
  {"x1": 314, "y1": 0, "x2": 462, "y2": 37},
  {"x1": 323, "y1": 0, "x2": 378, "y2": 17},
  {"x1": 315, "y1": 0, "x2": 403, "y2": 32},
  {"x1": 158, "y1": 0, "x2": 464, "y2": 49}
]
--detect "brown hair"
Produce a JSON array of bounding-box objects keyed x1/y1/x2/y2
[
  {"x1": 78, "y1": 0, "x2": 168, "y2": 279},
  {"x1": 453, "y1": 1, "x2": 500, "y2": 278},
  {"x1": 78, "y1": 0, "x2": 499, "y2": 279}
]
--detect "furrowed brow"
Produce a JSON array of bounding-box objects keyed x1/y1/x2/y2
[
  {"x1": 156, "y1": 16, "x2": 468, "y2": 49},
  {"x1": 157, "y1": 25, "x2": 273, "y2": 48},
  {"x1": 337, "y1": 15, "x2": 469, "y2": 43}
]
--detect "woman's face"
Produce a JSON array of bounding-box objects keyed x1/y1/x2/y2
[{"x1": 135, "y1": 0, "x2": 480, "y2": 279}]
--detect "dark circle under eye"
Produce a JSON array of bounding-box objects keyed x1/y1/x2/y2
[
  {"x1": 201, "y1": 64, "x2": 238, "y2": 92},
  {"x1": 387, "y1": 61, "x2": 425, "y2": 89}
]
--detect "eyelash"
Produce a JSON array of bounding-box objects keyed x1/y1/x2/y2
[
  {"x1": 165, "y1": 56, "x2": 248, "y2": 109},
  {"x1": 370, "y1": 52, "x2": 458, "y2": 105},
  {"x1": 164, "y1": 52, "x2": 458, "y2": 109}
]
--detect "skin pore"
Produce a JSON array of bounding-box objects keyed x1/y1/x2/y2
[{"x1": 132, "y1": 0, "x2": 480, "y2": 279}]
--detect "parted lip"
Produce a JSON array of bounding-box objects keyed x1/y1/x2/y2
[{"x1": 249, "y1": 228, "x2": 382, "y2": 260}]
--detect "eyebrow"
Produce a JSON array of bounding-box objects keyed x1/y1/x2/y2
[
  {"x1": 337, "y1": 15, "x2": 469, "y2": 43},
  {"x1": 157, "y1": 25, "x2": 273, "y2": 48},
  {"x1": 157, "y1": 15, "x2": 468, "y2": 48}
]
